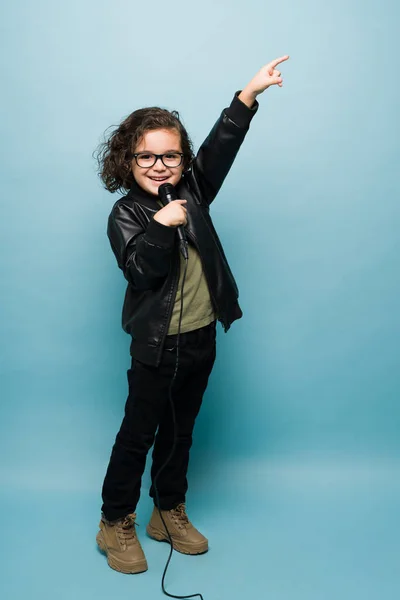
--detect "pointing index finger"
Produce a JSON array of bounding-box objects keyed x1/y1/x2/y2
[{"x1": 269, "y1": 55, "x2": 290, "y2": 69}]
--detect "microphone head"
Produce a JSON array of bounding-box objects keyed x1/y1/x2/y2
[{"x1": 158, "y1": 182, "x2": 177, "y2": 205}]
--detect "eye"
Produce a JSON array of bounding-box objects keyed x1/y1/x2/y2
[{"x1": 139, "y1": 153, "x2": 153, "y2": 160}]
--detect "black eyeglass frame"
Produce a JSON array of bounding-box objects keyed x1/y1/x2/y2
[{"x1": 132, "y1": 152, "x2": 185, "y2": 168}]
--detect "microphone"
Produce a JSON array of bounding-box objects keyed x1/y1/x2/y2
[{"x1": 158, "y1": 183, "x2": 189, "y2": 260}]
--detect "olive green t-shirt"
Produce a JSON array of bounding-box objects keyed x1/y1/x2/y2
[{"x1": 156, "y1": 200, "x2": 217, "y2": 335}]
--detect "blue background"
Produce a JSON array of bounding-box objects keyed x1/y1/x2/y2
[{"x1": 1, "y1": 1, "x2": 399, "y2": 598}]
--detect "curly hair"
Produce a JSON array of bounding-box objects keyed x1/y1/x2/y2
[{"x1": 94, "y1": 106, "x2": 195, "y2": 194}]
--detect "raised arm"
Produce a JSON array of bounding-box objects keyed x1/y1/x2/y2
[
  {"x1": 191, "y1": 55, "x2": 289, "y2": 206},
  {"x1": 190, "y1": 92, "x2": 258, "y2": 206}
]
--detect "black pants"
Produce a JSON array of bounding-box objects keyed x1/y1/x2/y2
[{"x1": 101, "y1": 320, "x2": 217, "y2": 521}]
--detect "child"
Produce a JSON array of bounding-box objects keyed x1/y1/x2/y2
[{"x1": 95, "y1": 56, "x2": 289, "y2": 574}]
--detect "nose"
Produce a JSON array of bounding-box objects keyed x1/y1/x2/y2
[{"x1": 153, "y1": 156, "x2": 167, "y2": 171}]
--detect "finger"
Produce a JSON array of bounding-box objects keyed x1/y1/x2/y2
[
  {"x1": 270, "y1": 77, "x2": 283, "y2": 86},
  {"x1": 175, "y1": 199, "x2": 187, "y2": 204},
  {"x1": 268, "y1": 55, "x2": 290, "y2": 69}
]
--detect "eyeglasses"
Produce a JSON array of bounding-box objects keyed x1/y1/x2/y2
[{"x1": 132, "y1": 152, "x2": 184, "y2": 168}]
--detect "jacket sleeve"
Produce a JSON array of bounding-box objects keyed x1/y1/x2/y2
[
  {"x1": 191, "y1": 90, "x2": 259, "y2": 205},
  {"x1": 107, "y1": 202, "x2": 176, "y2": 291}
]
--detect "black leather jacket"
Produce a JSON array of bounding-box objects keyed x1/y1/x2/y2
[{"x1": 107, "y1": 91, "x2": 259, "y2": 366}]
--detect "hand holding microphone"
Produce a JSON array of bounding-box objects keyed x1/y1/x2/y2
[
  {"x1": 153, "y1": 199, "x2": 187, "y2": 228},
  {"x1": 156, "y1": 183, "x2": 189, "y2": 259}
]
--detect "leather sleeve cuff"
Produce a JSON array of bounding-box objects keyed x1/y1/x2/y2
[
  {"x1": 224, "y1": 90, "x2": 259, "y2": 129},
  {"x1": 145, "y1": 217, "x2": 176, "y2": 248}
]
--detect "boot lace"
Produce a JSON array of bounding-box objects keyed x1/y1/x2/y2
[
  {"x1": 116, "y1": 513, "x2": 138, "y2": 546},
  {"x1": 170, "y1": 503, "x2": 190, "y2": 529}
]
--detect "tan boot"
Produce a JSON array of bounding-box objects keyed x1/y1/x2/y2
[
  {"x1": 146, "y1": 503, "x2": 208, "y2": 555},
  {"x1": 96, "y1": 513, "x2": 148, "y2": 573}
]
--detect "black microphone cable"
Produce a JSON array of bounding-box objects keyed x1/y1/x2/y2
[
  {"x1": 152, "y1": 182, "x2": 204, "y2": 599},
  {"x1": 151, "y1": 248, "x2": 205, "y2": 600}
]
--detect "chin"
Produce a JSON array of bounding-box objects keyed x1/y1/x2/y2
[{"x1": 144, "y1": 183, "x2": 160, "y2": 196}]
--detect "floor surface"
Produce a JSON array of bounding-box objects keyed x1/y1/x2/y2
[{"x1": 1, "y1": 458, "x2": 399, "y2": 600}]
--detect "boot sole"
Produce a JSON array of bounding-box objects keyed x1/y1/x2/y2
[
  {"x1": 96, "y1": 532, "x2": 148, "y2": 574},
  {"x1": 146, "y1": 524, "x2": 208, "y2": 555}
]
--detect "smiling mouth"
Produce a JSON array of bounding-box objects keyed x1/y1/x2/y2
[{"x1": 149, "y1": 176, "x2": 170, "y2": 182}]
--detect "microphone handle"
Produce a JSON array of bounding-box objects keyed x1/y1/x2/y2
[
  {"x1": 158, "y1": 186, "x2": 188, "y2": 260},
  {"x1": 175, "y1": 227, "x2": 188, "y2": 258}
]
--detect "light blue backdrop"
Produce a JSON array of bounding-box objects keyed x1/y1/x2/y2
[{"x1": 1, "y1": 1, "x2": 399, "y2": 599}]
